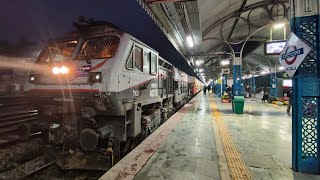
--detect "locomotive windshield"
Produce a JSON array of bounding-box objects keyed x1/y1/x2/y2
[
  {"x1": 37, "y1": 40, "x2": 77, "y2": 63},
  {"x1": 77, "y1": 35, "x2": 120, "y2": 60}
]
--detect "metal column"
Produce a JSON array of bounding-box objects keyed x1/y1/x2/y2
[
  {"x1": 270, "y1": 67, "x2": 277, "y2": 97},
  {"x1": 291, "y1": 0, "x2": 320, "y2": 174},
  {"x1": 222, "y1": 74, "x2": 228, "y2": 94},
  {"x1": 233, "y1": 56, "x2": 243, "y2": 96},
  {"x1": 252, "y1": 76, "x2": 256, "y2": 95}
]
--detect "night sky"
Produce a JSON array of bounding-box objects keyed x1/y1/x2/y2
[{"x1": 0, "y1": 1, "x2": 196, "y2": 76}]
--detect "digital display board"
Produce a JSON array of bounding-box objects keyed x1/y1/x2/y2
[{"x1": 265, "y1": 41, "x2": 286, "y2": 55}]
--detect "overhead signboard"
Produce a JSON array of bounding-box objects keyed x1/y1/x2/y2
[
  {"x1": 221, "y1": 68, "x2": 230, "y2": 74},
  {"x1": 265, "y1": 41, "x2": 286, "y2": 55},
  {"x1": 279, "y1": 32, "x2": 311, "y2": 77}
]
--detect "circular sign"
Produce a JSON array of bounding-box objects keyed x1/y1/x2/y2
[{"x1": 284, "y1": 46, "x2": 297, "y2": 65}]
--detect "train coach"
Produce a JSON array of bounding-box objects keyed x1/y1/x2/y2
[{"x1": 24, "y1": 19, "x2": 202, "y2": 170}]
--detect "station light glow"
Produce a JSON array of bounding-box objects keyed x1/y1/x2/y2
[
  {"x1": 278, "y1": 66, "x2": 285, "y2": 70},
  {"x1": 260, "y1": 71, "x2": 267, "y2": 75},
  {"x1": 195, "y1": 60, "x2": 204, "y2": 66},
  {"x1": 199, "y1": 68, "x2": 204, "y2": 72},
  {"x1": 273, "y1": 23, "x2": 285, "y2": 29},
  {"x1": 209, "y1": 79, "x2": 213, "y2": 82},
  {"x1": 186, "y1": 35, "x2": 194, "y2": 48},
  {"x1": 220, "y1": 60, "x2": 230, "y2": 66}
]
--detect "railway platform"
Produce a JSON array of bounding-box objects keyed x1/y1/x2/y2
[{"x1": 100, "y1": 93, "x2": 320, "y2": 180}]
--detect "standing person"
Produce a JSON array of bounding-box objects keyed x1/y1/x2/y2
[
  {"x1": 203, "y1": 86, "x2": 207, "y2": 95},
  {"x1": 207, "y1": 85, "x2": 211, "y2": 94},
  {"x1": 287, "y1": 88, "x2": 292, "y2": 114}
]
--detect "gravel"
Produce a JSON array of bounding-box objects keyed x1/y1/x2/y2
[{"x1": 0, "y1": 138, "x2": 43, "y2": 174}]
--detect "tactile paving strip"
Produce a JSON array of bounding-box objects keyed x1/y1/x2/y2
[{"x1": 210, "y1": 97, "x2": 253, "y2": 180}]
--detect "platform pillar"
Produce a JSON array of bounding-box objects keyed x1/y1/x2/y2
[
  {"x1": 270, "y1": 67, "x2": 277, "y2": 97},
  {"x1": 291, "y1": 0, "x2": 320, "y2": 174},
  {"x1": 233, "y1": 56, "x2": 243, "y2": 96},
  {"x1": 222, "y1": 74, "x2": 227, "y2": 94},
  {"x1": 251, "y1": 75, "x2": 256, "y2": 95}
]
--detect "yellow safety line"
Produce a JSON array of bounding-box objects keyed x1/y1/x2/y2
[{"x1": 209, "y1": 96, "x2": 253, "y2": 180}]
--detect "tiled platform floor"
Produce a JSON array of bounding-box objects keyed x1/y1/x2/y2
[
  {"x1": 212, "y1": 94, "x2": 320, "y2": 180},
  {"x1": 135, "y1": 94, "x2": 219, "y2": 180},
  {"x1": 101, "y1": 93, "x2": 320, "y2": 180}
]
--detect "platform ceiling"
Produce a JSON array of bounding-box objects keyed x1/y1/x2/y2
[{"x1": 146, "y1": 0, "x2": 289, "y2": 80}]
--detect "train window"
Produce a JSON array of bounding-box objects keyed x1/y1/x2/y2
[
  {"x1": 134, "y1": 46, "x2": 143, "y2": 71},
  {"x1": 126, "y1": 50, "x2": 133, "y2": 70},
  {"x1": 143, "y1": 51, "x2": 150, "y2": 73},
  {"x1": 77, "y1": 35, "x2": 119, "y2": 60},
  {"x1": 150, "y1": 53, "x2": 157, "y2": 75},
  {"x1": 38, "y1": 40, "x2": 77, "y2": 62}
]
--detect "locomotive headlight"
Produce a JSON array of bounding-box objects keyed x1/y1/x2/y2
[
  {"x1": 52, "y1": 66, "x2": 69, "y2": 75},
  {"x1": 88, "y1": 72, "x2": 102, "y2": 83},
  {"x1": 52, "y1": 67, "x2": 60, "y2": 74},
  {"x1": 29, "y1": 74, "x2": 39, "y2": 83},
  {"x1": 60, "y1": 66, "x2": 69, "y2": 74}
]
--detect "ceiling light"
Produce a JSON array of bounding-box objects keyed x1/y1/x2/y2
[
  {"x1": 199, "y1": 69, "x2": 204, "y2": 72},
  {"x1": 261, "y1": 71, "x2": 267, "y2": 75},
  {"x1": 209, "y1": 79, "x2": 213, "y2": 82},
  {"x1": 186, "y1": 35, "x2": 194, "y2": 48},
  {"x1": 273, "y1": 23, "x2": 285, "y2": 29},
  {"x1": 195, "y1": 60, "x2": 203, "y2": 66},
  {"x1": 220, "y1": 60, "x2": 230, "y2": 66},
  {"x1": 278, "y1": 66, "x2": 285, "y2": 70}
]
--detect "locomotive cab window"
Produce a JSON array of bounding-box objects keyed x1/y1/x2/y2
[
  {"x1": 143, "y1": 51, "x2": 150, "y2": 73},
  {"x1": 134, "y1": 46, "x2": 143, "y2": 71},
  {"x1": 150, "y1": 52, "x2": 157, "y2": 75},
  {"x1": 77, "y1": 35, "x2": 120, "y2": 60},
  {"x1": 126, "y1": 50, "x2": 133, "y2": 70},
  {"x1": 37, "y1": 40, "x2": 77, "y2": 63}
]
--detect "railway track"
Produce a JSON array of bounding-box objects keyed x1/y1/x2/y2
[
  {"x1": 23, "y1": 161, "x2": 55, "y2": 179},
  {"x1": 0, "y1": 96, "x2": 39, "y2": 146}
]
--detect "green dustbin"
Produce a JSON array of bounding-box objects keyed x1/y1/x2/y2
[{"x1": 232, "y1": 96, "x2": 244, "y2": 114}]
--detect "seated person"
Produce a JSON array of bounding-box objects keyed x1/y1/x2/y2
[{"x1": 261, "y1": 92, "x2": 269, "y2": 103}]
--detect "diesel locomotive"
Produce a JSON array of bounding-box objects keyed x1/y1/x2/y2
[{"x1": 24, "y1": 19, "x2": 202, "y2": 170}]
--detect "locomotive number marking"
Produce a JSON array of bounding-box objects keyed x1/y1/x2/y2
[
  {"x1": 53, "y1": 98, "x2": 74, "y2": 102},
  {"x1": 133, "y1": 90, "x2": 140, "y2": 97},
  {"x1": 151, "y1": 83, "x2": 157, "y2": 89},
  {"x1": 150, "y1": 90, "x2": 158, "y2": 97}
]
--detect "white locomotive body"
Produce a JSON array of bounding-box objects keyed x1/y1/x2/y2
[{"x1": 24, "y1": 20, "x2": 202, "y2": 169}]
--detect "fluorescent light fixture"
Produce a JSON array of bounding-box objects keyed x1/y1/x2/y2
[
  {"x1": 220, "y1": 60, "x2": 230, "y2": 66},
  {"x1": 248, "y1": 74, "x2": 253, "y2": 78},
  {"x1": 186, "y1": 35, "x2": 194, "y2": 48},
  {"x1": 209, "y1": 79, "x2": 213, "y2": 82},
  {"x1": 199, "y1": 69, "x2": 204, "y2": 72},
  {"x1": 260, "y1": 71, "x2": 267, "y2": 75},
  {"x1": 273, "y1": 23, "x2": 285, "y2": 29},
  {"x1": 196, "y1": 60, "x2": 204, "y2": 66},
  {"x1": 278, "y1": 66, "x2": 285, "y2": 70}
]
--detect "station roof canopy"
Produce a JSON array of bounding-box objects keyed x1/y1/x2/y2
[{"x1": 142, "y1": 0, "x2": 290, "y2": 81}]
